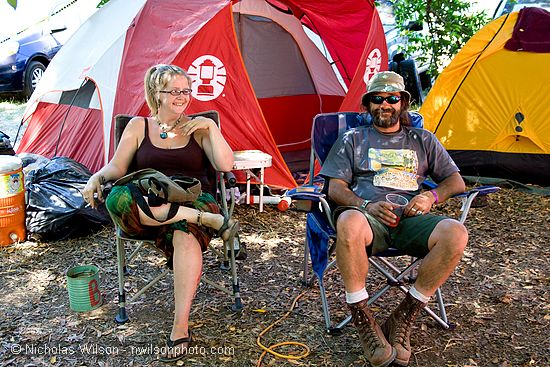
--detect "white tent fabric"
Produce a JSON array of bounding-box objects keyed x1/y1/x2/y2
[{"x1": 25, "y1": 0, "x2": 147, "y2": 163}]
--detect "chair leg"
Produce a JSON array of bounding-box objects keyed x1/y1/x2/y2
[
  {"x1": 115, "y1": 236, "x2": 129, "y2": 324},
  {"x1": 368, "y1": 257, "x2": 451, "y2": 329},
  {"x1": 318, "y1": 278, "x2": 332, "y2": 331},
  {"x1": 415, "y1": 291, "x2": 450, "y2": 329},
  {"x1": 315, "y1": 259, "x2": 452, "y2": 334},
  {"x1": 434, "y1": 288, "x2": 449, "y2": 326},
  {"x1": 129, "y1": 269, "x2": 170, "y2": 303},
  {"x1": 220, "y1": 237, "x2": 232, "y2": 271},
  {"x1": 302, "y1": 238, "x2": 312, "y2": 286},
  {"x1": 227, "y1": 237, "x2": 243, "y2": 311},
  {"x1": 318, "y1": 274, "x2": 353, "y2": 334}
]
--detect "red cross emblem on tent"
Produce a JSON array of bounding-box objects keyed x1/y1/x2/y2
[
  {"x1": 188, "y1": 55, "x2": 227, "y2": 101},
  {"x1": 363, "y1": 48, "x2": 382, "y2": 84}
]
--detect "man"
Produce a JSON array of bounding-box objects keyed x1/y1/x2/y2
[{"x1": 320, "y1": 71, "x2": 467, "y2": 367}]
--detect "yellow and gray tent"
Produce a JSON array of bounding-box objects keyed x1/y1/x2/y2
[{"x1": 420, "y1": 7, "x2": 550, "y2": 187}]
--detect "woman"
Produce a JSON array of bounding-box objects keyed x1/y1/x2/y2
[{"x1": 82, "y1": 64, "x2": 238, "y2": 362}]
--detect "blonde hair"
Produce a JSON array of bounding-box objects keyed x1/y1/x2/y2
[{"x1": 144, "y1": 64, "x2": 193, "y2": 115}]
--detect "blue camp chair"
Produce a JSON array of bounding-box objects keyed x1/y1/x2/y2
[{"x1": 288, "y1": 111, "x2": 499, "y2": 334}]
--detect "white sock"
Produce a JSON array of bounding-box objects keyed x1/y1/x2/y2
[
  {"x1": 409, "y1": 286, "x2": 430, "y2": 303},
  {"x1": 346, "y1": 288, "x2": 369, "y2": 304}
]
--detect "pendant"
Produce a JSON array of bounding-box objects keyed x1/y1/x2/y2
[{"x1": 160, "y1": 131, "x2": 168, "y2": 139}]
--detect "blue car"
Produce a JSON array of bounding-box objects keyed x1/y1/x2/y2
[
  {"x1": 0, "y1": 26, "x2": 65, "y2": 98},
  {"x1": 0, "y1": 0, "x2": 98, "y2": 99}
]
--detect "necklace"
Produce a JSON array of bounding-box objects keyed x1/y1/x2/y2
[{"x1": 156, "y1": 115, "x2": 183, "y2": 139}]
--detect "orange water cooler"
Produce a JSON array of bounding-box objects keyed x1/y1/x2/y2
[{"x1": 0, "y1": 156, "x2": 26, "y2": 245}]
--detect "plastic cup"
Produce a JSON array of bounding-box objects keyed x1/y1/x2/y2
[{"x1": 385, "y1": 193, "x2": 409, "y2": 227}]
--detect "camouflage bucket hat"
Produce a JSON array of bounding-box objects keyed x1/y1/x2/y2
[{"x1": 364, "y1": 71, "x2": 411, "y2": 100}]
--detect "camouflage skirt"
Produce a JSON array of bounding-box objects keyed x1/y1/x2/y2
[{"x1": 105, "y1": 185, "x2": 219, "y2": 265}]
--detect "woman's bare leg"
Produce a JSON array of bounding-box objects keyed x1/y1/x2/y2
[
  {"x1": 137, "y1": 201, "x2": 226, "y2": 232},
  {"x1": 159, "y1": 230, "x2": 202, "y2": 360},
  {"x1": 171, "y1": 230, "x2": 202, "y2": 340}
]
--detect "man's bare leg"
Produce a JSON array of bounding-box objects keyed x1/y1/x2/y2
[
  {"x1": 336, "y1": 209, "x2": 396, "y2": 367},
  {"x1": 383, "y1": 219, "x2": 468, "y2": 366}
]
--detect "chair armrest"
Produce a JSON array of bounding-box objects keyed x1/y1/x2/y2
[
  {"x1": 453, "y1": 185, "x2": 500, "y2": 198},
  {"x1": 422, "y1": 179, "x2": 499, "y2": 199},
  {"x1": 101, "y1": 181, "x2": 114, "y2": 198},
  {"x1": 422, "y1": 179, "x2": 500, "y2": 223},
  {"x1": 224, "y1": 171, "x2": 237, "y2": 188},
  {"x1": 421, "y1": 179, "x2": 438, "y2": 190},
  {"x1": 287, "y1": 186, "x2": 325, "y2": 201},
  {"x1": 287, "y1": 185, "x2": 324, "y2": 200},
  {"x1": 454, "y1": 185, "x2": 500, "y2": 223},
  {"x1": 287, "y1": 185, "x2": 325, "y2": 212}
]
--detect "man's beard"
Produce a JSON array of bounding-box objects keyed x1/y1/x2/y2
[{"x1": 372, "y1": 107, "x2": 400, "y2": 128}]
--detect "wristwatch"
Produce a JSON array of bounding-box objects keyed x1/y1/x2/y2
[{"x1": 360, "y1": 199, "x2": 370, "y2": 209}]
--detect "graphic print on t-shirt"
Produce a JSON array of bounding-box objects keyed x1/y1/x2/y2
[{"x1": 368, "y1": 148, "x2": 419, "y2": 190}]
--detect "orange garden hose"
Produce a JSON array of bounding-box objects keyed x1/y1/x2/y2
[{"x1": 256, "y1": 290, "x2": 311, "y2": 366}]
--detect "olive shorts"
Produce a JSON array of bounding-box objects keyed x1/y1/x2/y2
[{"x1": 334, "y1": 206, "x2": 448, "y2": 258}]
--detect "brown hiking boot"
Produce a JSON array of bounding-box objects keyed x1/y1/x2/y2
[
  {"x1": 348, "y1": 299, "x2": 396, "y2": 367},
  {"x1": 381, "y1": 292, "x2": 426, "y2": 366}
]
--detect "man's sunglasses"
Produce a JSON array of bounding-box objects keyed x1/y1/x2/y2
[{"x1": 370, "y1": 95, "x2": 401, "y2": 104}]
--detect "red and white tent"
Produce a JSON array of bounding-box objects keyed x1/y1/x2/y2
[{"x1": 17, "y1": 0, "x2": 387, "y2": 188}]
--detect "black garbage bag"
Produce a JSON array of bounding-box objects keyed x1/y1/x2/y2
[
  {"x1": 25, "y1": 156, "x2": 111, "y2": 240},
  {"x1": 0, "y1": 130, "x2": 16, "y2": 156}
]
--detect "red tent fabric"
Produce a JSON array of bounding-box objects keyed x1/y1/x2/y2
[
  {"x1": 340, "y1": 9, "x2": 388, "y2": 111},
  {"x1": 113, "y1": 2, "x2": 293, "y2": 188}
]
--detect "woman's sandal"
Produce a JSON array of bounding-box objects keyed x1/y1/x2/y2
[
  {"x1": 159, "y1": 330, "x2": 193, "y2": 363},
  {"x1": 217, "y1": 217, "x2": 239, "y2": 243}
]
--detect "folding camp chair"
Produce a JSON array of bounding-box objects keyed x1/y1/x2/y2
[
  {"x1": 288, "y1": 112, "x2": 499, "y2": 334},
  {"x1": 111, "y1": 111, "x2": 243, "y2": 324}
]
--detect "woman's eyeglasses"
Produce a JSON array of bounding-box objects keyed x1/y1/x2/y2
[
  {"x1": 160, "y1": 89, "x2": 192, "y2": 96},
  {"x1": 370, "y1": 95, "x2": 401, "y2": 104}
]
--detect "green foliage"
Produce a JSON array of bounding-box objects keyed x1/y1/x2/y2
[
  {"x1": 7, "y1": 0, "x2": 16, "y2": 9},
  {"x1": 96, "y1": 0, "x2": 110, "y2": 8},
  {"x1": 391, "y1": 0, "x2": 489, "y2": 78}
]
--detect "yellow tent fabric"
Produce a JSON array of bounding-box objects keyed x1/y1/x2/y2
[{"x1": 420, "y1": 10, "x2": 550, "y2": 186}]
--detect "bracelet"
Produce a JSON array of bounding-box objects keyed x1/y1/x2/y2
[
  {"x1": 429, "y1": 189, "x2": 439, "y2": 204},
  {"x1": 197, "y1": 211, "x2": 203, "y2": 226}
]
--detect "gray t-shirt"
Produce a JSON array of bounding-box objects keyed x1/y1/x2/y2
[{"x1": 320, "y1": 125, "x2": 459, "y2": 202}]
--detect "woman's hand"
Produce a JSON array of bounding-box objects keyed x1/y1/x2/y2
[
  {"x1": 82, "y1": 173, "x2": 105, "y2": 209},
  {"x1": 179, "y1": 116, "x2": 216, "y2": 136},
  {"x1": 188, "y1": 115, "x2": 234, "y2": 172}
]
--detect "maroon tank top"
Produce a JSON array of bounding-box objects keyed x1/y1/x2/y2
[{"x1": 131, "y1": 118, "x2": 215, "y2": 195}]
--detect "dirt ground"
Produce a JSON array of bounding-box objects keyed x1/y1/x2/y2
[{"x1": 0, "y1": 186, "x2": 549, "y2": 367}]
